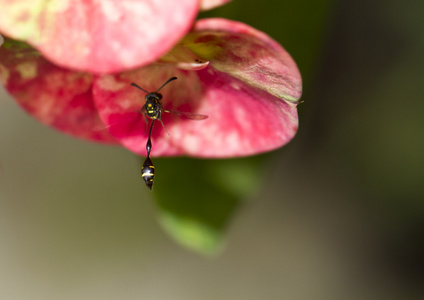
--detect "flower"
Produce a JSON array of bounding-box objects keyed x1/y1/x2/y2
[
  {"x1": 0, "y1": 1, "x2": 301, "y2": 158},
  {"x1": 93, "y1": 19, "x2": 302, "y2": 157}
]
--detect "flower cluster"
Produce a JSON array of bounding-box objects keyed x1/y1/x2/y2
[{"x1": 0, "y1": 0, "x2": 302, "y2": 158}]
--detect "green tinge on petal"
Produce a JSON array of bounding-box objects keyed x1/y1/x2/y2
[
  {"x1": 179, "y1": 33, "x2": 223, "y2": 61},
  {"x1": 2, "y1": 38, "x2": 39, "y2": 53},
  {"x1": 1, "y1": 0, "x2": 45, "y2": 41},
  {"x1": 158, "y1": 32, "x2": 225, "y2": 70},
  {"x1": 159, "y1": 212, "x2": 225, "y2": 255},
  {"x1": 0, "y1": 39, "x2": 41, "y2": 85}
]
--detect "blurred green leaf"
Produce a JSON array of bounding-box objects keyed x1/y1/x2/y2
[{"x1": 152, "y1": 156, "x2": 264, "y2": 255}]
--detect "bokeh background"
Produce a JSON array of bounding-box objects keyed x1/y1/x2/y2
[{"x1": 1, "y1": 0, "x2": 423, "y2": 299}]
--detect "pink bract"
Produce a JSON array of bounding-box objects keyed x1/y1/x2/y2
[
  {"x1": 93, "y1": 18, "x2": 302, "y2": 158},
  {"x1": 0, "y1": 41, "x2": 117, "y2": 143},
  {"x1": 0, "y1": 0, "x2": 199, "y2": 73}
]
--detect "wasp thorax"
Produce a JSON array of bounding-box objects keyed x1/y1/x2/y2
[{"x1": 144, "y1": 95, "x2": 162, "y2": 119}]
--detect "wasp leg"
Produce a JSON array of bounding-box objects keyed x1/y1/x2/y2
[{"x1": 158, "y1": 118, "x2": 170, "y2": 136}]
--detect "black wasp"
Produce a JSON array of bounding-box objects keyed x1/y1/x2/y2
[{"x1": 131, "y1": 77, "x2": 208, "y2": 190}]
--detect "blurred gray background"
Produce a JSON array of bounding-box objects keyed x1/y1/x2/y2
[{"x1": 1, "y1": 0, "x2": 423, "y2": 299}]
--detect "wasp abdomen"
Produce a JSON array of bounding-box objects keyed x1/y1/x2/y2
[{"x1": 141, "y1": 155, "x2": 155, "y2": 190}]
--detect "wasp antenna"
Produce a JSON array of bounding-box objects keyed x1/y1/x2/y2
[
  {"x1": 156, "y1": 77, "x2": 177, "y2": 92},
  {"x1": 131, "y1": 82, "x2": 149, "y2": 94}
]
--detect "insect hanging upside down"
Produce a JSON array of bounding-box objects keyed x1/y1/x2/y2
[{"x1": 131, "y1": 77, "x2": 208, "y2": 190}]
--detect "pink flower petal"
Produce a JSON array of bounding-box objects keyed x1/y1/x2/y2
[
  {"x1": 0, "y1": 40, "x2": 118, "y2": 143},
  {"x1": 189, "y1": 18, "x2": 302, "y2": 103},
  {"x1": 200, "y1": 0, "x2": 232, "y2": 10},
  {"x1": 0, "y1": 0, "x2": 199, "y2": 73},
  {"x1": 173, "y1": 68, "x2": 298, "y2": 158}
]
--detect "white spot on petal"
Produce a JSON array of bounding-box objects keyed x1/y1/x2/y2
[{"x1": 230, "y1": 81, "x2": 242, "y2": 90}]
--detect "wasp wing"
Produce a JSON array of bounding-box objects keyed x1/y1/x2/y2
[{"x1": 164, "y1": 109, "x2": 208, "y2": 120}]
